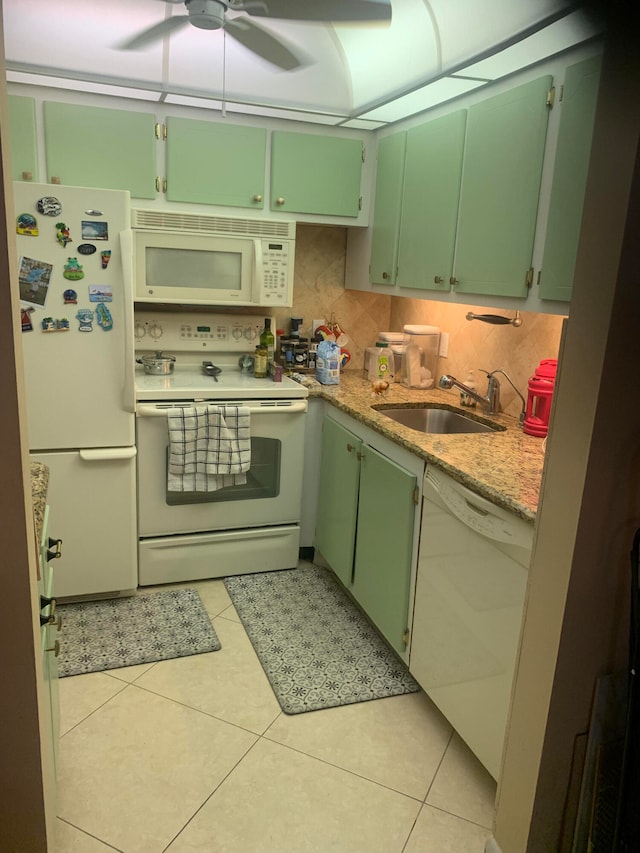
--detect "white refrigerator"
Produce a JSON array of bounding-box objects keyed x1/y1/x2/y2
[{"x1": 14, "y1": 181, "x2": 137, "y2": 599}]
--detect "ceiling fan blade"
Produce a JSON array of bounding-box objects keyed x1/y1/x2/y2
[
  {"x1": 233, "y1": 0, "x2": 391, "y2": 22},
  {"x1": 117, "y1": 15, "x2": 189, "y2": 50},
  {"x1": 225, "y1": 18, "x2": 306, "y2": 70}
]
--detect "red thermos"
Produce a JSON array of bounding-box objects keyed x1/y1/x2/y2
[{"x1": 523, "y1": 359, "x2": 558, "y2": 437}]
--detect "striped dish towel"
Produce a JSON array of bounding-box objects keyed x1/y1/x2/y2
[{"x1": 167, "y1": 405, "x2": 251, "y2": 492}]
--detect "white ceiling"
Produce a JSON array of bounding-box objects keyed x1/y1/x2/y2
[{"x1": 3, "y1": 0, "x2": 602, "y2": 127}]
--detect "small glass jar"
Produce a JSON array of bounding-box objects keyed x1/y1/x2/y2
[{"x1": 254, "y1": 344, "x2": 268, "y2": 378}]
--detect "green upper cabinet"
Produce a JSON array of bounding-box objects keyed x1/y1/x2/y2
[
  {"x1": 397, "y1": 110, "x2": 467, "y2": 293},
  {"x1": 369, "y1": 132, "x2": 406, "y2": 285},
  {"x1": 270, "y1": 131, "x2": 363, "y2": 217},
  {"x1": 539, "y1": 55, "x2": 602, "y2": 302},
  {"x1": 351, "y1": 445, "x2": 416, "y2": 656},
  {"x1": 165, "y1": 117, "x2": 266, "y2": 208},
  {"x1": 8, "y1": 95, "x2": 39, "y2": 182},
  {"x1": 453, "y1": 76, "x2": 553, "y2": 298},
  {"x1": 43, "y1": 101, "x2": 157, "y2": 199}
]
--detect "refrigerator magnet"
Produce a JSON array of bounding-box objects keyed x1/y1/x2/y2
[
  {"x1": 17, "y1": 213, "x2": 38, "y2": 236},
  {"x1": 41, "y1": 316, "x2": 70, "y2": 333},
  {"x1": 63, "y1": 289, "x2": 78, "y2": 304},
  {"x1": 89, "y1": 285, "x2": 112, "y2": 302},
  {"x1": 100, "y1": 250, "x2": 112, "y2": 269},
  {"x1": 18, "y1": 256, "x2": 53, "y2": 308},
  {"x1": 63, "y1": 258, "x2": 84, "y2": 280},
  {"x1": 36, "y1": 196, "x2": 62, "y2": 216},
  {"x1": 55, "y1": 222, "x2": 72, "y2": 248},
  {"x1": 21, "y1": 307, "x2": 35, "y2": 332},
  {"x1": 77, "y1": 243, "x2": 97, "y2": 256},
  {"x1": 81, "y1": 220, "x2": 108, "y2": 241},
  {"x1": 76, "y1": 308, "x2": 94, "y2": 332},
  {"x1": 96, "y1": 303, "x2": 113, "y2": 331}
]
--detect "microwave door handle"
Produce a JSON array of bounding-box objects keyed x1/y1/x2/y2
[{"x1": 254, "y1": 238, "x2": 263, "y2": 301}]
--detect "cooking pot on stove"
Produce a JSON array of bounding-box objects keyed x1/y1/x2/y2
[{"x1": 136, "y1": 351, "x2": 176, "y2": 375}]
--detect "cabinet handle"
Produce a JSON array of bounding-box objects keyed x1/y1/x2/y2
[
  {"x1": 382, "y1": 271, "x2": 390, "y2": 280},
  {"x1": 45, "y1": 640, "x2": 60, "y2": 657},
  {"x1": 347, "y1": 443, "x2": 354, "y2": 453},
  {"x1": 40, "y1": 595, "x2": 56, "y2": 614},
  {"x1": 40, "y1": 612, "x2": 62, "y2": 630},
  {"x1": 253, "y1": 194, "x2": 263, "y2": 203},
  {"x1": 47, "y1": 537, "x2": 63, "y2": 562},
  {"x1": 449, "y1": 276, "x2": 458, "y2": 286},
  {"x1": 434, "y1": 275, "x2": 443, "y2": 284},
  {"x1": 275, "y1": 196, "x2": 285, "y2": 206}
]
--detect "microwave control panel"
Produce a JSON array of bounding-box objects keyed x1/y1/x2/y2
[{"x1": 258, "y1": 240, "x2": 293, "y2": 304}]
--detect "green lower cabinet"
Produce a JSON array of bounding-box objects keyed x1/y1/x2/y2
[
  {"x1": 43, "y1": 101, "x2": 157, "y2": 198},
  {"x1": 352, "y1": 445, "x2": 416, "y2": 656},
  {"x1": 270, "y1": 131, "x2": 363, "y2": 217},
  {"x1": 314, "y1": 418, "x2": 361, "y2": 589},
  {"x1": 453, "y1": 75, "x2": 553, "y2": 297},
  {"x1": 315, "y1": 416, "x2": 416, "y2": 656},
  {"x1": 8, "y1": 95, "x2": 39, "y2": 182},
  {"x1": 539, "y1": 54, "x2": 602, "y2": 302},
  {"x1": 165, "y1": 117, "x2": 266, "y2": 208}
]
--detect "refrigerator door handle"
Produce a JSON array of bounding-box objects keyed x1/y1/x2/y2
[
  {"x1": 79, "y1": 448, "x2": 137, "y2": 462},
  {"x1": 120, "y1": 229, "x2": 136, "y2": 414}
]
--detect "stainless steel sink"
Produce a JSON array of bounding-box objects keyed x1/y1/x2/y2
[{"x1": 373, "y1": 405, "x2": 503, "y2": 435}]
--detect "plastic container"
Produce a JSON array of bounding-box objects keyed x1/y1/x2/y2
[
  {"x1": 367, "y1": 341, "x2": 395, "y2": 383},
  {"x1": 523, "y1": 359, "x2": 558, "y2": 437},
  {"x1": 460, "y1": 370, "x2": 477, "y2": 408},
  {"x1": 402, "y1": 324, "x2": 440, "y2": 388}
]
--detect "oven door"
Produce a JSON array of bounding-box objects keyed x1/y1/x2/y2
[{"x1": 136, "y1": 400, "x2": 307, "y2": 536}]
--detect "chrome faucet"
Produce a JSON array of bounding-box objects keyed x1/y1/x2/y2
[
  {"x1": 438, "y1": 371, "x2": 501, "y2": 415},
  {"x1": 438, "y1": 369, "x2": 526, "y2": 426}
]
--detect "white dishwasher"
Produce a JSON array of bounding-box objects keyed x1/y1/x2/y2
[{"x1": 410, "y1": 465, "x2": 533, "y2": 780}]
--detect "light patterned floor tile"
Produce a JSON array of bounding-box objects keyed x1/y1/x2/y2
[
  {"x1": 404, "y1": 805, "x2": 490, "y2": 852},
  {"x1": 166, "y1": 738, "x2": 421, "y2": 853},
  {"x1": 57, "y1": 684, "x2": 256, "y2": 853},
  {"x1": 58, "y1": 672, "x2": 126, "y2": 735},
  {"x1": 426, "y1": 733, "x2": 497, "y2": 828},
  {"x1": 103, "y1": 662, "x2": 158, "y2": 684},
  {"x1": 133, "y1": 616, "x2": 281, "y2": 733},
  {"x1": 265, "y1": 691, "x2": 452, "y2": 799},
  {"x1": 55, "y1": 818, "x2": 123, "y2": 852}
]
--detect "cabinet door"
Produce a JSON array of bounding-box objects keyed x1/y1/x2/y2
[
  {"x1": 539, "y1": 55, "x2": 602, "y2": 302},
  {"x1": 352, "y1": 446, "x2": 416, "y2": 655},
  {"x1": 43, "y1": 101, "x2": 156, "y2": 198},
  {"x1": 39, "y1": 506, "x2": 60, "y2": 774},
  {"x1": 8, "y1": 95, "x2": 39, "y2": 181},
  {"x1": 397, "y1": 110, "x2": 466, "y2": 292},
  {"x1": 314, "y1": 418, "x2": 361, "y2": 587},
  {"x1": 453, "y1": 76, "x2": 552, "y2": 297},
  {"x1": 369, "y1": 132, "x2": 406, "y2": 285},
  {"x1": 166, "y1": 117, "x2": 266, "y2": 208},
  {"x1": 270, "y1": 131, "x2": 363, "y2": 217}
]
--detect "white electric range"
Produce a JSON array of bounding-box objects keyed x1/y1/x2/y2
[{"x1": 134, "y1": 312, "x2": 308, "y2": 586}]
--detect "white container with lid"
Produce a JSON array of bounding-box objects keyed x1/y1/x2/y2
[{"x1": 402, "y1": 324, "x2": 440, "y2": 388}]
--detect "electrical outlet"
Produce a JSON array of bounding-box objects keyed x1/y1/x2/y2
[{"x1": 439, "y1": 332, "x2": 449, "y2": 358}]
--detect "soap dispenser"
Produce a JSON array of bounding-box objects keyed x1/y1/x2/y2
[{"x1": 460, "y1": 371, "x2": 477, "y2": 407}]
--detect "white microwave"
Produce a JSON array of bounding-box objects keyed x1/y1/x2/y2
[{"x1": 130, "y1": 209, "x2": 296, "y2": 307}]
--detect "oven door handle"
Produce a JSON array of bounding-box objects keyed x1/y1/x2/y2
[{"x1": 136, "y1": 401, "x2": 308, "y2": 417}]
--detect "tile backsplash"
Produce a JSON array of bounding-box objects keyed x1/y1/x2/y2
[{"x1": 281, "y1": 225, "x2": 566, "y2": 420}]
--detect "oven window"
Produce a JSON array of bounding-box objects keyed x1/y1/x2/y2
[{"x1": 166, "y1": 437, "x2": 280, "y2": 505}]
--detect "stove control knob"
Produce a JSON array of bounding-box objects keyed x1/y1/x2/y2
[
  {"x1": 244, "y1": 326, "x2": 258, "y2": 341},
  {"x1": 231, "y1": 325, "x2": 244, "y2": 341},
  {"x1": 148, "y1": 323, "x2": 163, "y2": 340},
  {"x1": 134, "y1": 321, "x2": 146, "y2": 340}
]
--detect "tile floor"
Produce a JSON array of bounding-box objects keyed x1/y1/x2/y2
[{"x1": 54, "y1": 572, "x2": 497, "y2": 853}]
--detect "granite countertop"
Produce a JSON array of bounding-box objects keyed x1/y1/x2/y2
[
  {"x1": 30, "y1": 461, "x2": 50, "y2": 545},
  {"x1": 301, "y1": 372, "x2": 545, "y2": 522}
]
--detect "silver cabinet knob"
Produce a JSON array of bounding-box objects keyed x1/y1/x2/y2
[
  {"x1": 253, "y1": 194, "x2": 263, "y2": 203},
  {"x1": 275, "y1": 197, "x2": 285, "y2": 206}
]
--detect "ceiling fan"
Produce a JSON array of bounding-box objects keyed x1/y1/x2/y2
[{"x1": 118, "y1": 0, "x2": 392, "y2": 71}]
